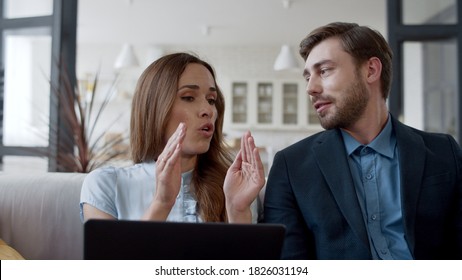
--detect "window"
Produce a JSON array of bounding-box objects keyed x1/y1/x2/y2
[{"x1": 0, "y1": 0, "x2": 78, "y2": 172}]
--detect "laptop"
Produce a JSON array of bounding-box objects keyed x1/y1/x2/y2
[{"x1": 84, "y1": 219, "x2": 285, "y2": 260}]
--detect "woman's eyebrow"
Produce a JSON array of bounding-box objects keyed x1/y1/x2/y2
[
  {"x1": 178, "y1": 84, "x2": 217, "y2": 92},
  {"x1": 178, "y1": 84, "x2": 199, "y2": 91}
]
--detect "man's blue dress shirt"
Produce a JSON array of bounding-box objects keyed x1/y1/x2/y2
[{"x1": 341, "y1": 116, "x2": 413, "y2": 260}]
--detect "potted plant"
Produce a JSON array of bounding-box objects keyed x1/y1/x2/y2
[{"x1": 50, "y1": 67, "x2": 130, "y2": 173}]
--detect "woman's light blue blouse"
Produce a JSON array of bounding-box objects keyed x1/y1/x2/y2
[{"x1": 80, "y1": 161, "x2": 259, "y2": 223}]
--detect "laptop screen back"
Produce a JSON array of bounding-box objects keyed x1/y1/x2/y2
[{"x1": 84, "y1": 219, "x2": 285, "y2": 260}]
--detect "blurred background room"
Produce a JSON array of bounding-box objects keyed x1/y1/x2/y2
[{"x1": 0, "y1": 0, "x2": 460, "y2": 174}]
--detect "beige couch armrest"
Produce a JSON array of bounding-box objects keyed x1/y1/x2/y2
[{"x1": 0, "y1": 172, "x2": 86, "y2": 260}]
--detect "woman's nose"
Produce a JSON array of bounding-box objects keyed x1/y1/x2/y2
[{"x1": 200, "y1": 100, "x2": 213, "y2": 118}]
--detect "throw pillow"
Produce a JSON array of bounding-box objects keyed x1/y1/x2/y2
[{"x1": 0, "y1": 239, "x2": 25, "y2": 260}]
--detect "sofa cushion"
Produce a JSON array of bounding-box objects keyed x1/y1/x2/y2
[{"x1": 0, "y1": 172, "x2": 86, "y2": 260}]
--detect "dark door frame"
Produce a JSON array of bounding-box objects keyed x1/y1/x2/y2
[{"x1": 387, "y1": 0, "x2": 462, "y2": 143}]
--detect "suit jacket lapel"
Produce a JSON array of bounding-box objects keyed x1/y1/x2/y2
[
  {"x1": 312, "y1": 129, "x2": 370, "y2": 248},
  {"x1": 392, "y1": 117, "x2": 425, "y2": 253}
]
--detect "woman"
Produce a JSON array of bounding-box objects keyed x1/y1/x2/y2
[{"x1": 80, "y1": 52, "x2": 265, "y2": 223}]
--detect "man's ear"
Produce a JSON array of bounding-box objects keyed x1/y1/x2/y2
[{"x1": 365, "y1": 57, "x2": 382, "y2": 84}]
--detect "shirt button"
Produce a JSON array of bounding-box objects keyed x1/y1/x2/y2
[
  {"x1": 371, "y1": 214, "x2": 377, "y2": 221},
  {"x1": 365, "y1": 174, "x2": 373, "y2": 180},
  {"x1": 381, "y1": 249, "x2": 388, "y2": 255}
]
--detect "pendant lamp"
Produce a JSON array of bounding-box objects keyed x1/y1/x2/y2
[
  {"x1": 114, "y1": 43, "x2": 139, "y2": 69},
  {"x1": 273, "y1": 44, "x2": 300, "y2": 71}
]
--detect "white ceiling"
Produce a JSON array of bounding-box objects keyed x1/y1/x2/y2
[{"x1": 77, "y1": 0, "x2": 387, "y2": 47}]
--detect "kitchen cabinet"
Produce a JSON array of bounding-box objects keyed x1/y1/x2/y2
[
  {"x1": 231, "y1": 82, "x2": 247, "y2": 124},
  {"x1": 230, "y1": 80, "x2": 320, "y2": 130}
]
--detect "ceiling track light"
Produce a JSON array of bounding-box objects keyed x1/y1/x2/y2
[
  {"x1": 282, "y1": 0, "x2": 292, "y2": 9},
  {"x1": 201, "y1": 25, "x2": 210, "y2": 36}
]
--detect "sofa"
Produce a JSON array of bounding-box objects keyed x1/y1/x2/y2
[
  {"x1": 0, "y1": 172, "x2": 87, "y2": 260},
  {"x1": 0, "y1": 171, "x2": 268, "y2": 260}
]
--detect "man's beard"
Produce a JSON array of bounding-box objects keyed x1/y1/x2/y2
[{"x1": 316, "y1": 77, "x2": 369, "y2": 130}]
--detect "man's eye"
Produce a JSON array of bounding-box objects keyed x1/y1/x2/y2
[
  {"x1": 208, "y1": 99, "x2": 216, "y2": 105},
  {"x1": 320, "y1": 68, "x2": 330, "y2": 75}
]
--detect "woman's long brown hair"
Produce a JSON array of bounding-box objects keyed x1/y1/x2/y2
[{"x1": 130, "y1": 52, "x2": 232, "y2": 222}]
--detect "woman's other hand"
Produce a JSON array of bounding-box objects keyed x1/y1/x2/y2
[{"x1": 224, "y1": 131, "x2": 265, "y2": 223}]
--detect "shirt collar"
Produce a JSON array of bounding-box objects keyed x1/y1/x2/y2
[
  {"x1": 341, "y1": 114, "x2": 396, "y2": 159},
  {"x1": 181, "y1": 169, "x2": 194, "y2": 184}
]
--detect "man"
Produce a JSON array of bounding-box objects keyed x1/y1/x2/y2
[{"x1": 264, "y1": 22, "x2": 462, "y2": 259}]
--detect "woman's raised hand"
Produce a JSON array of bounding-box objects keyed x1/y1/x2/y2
[
  {"x1": 142, "y1": 122, "x2": 185, "y2": 220},
  {"x1": 224, "y1": 131, "x2": 266, "y2": 223}
]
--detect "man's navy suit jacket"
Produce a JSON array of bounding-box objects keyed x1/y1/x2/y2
[{"x1": 264, "y1": 116, "x2": 462, "y2": 259}]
